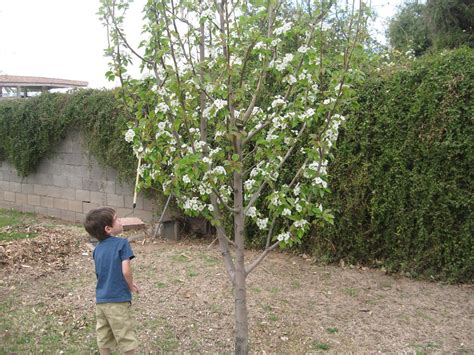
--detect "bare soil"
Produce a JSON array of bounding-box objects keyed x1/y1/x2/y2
[{"x1": 0, "y1": 222, "x2": 473, "y2": 353}]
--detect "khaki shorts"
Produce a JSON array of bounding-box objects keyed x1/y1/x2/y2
[{"x1": 96, "y1": 302, "x2": 138, "y2": 352}]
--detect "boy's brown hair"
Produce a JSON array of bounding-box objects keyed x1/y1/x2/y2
[{"x1": 84, "y1": 207, "x2": 116, "y2": 241}]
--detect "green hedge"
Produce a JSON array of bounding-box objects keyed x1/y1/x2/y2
[
  {"x1": 313, "y1": 47, "x2": 473, "y2": 282},
  {"x1": 0, "y1": 90, "x2": 136, "y2": 180}
]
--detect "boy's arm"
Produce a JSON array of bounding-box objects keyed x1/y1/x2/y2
[{"x1": 122, "y1": 259, "x2": 139, "y2": 293}]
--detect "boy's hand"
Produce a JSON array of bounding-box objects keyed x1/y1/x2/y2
[{"x1": 131, "y1": 283, "x2": 140, "y2": 294}]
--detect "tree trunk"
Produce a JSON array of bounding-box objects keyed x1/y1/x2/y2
[
  {"x1": 233, "y1": 135, "x2": 249, "y2": 354},
  {"x1": 234, "y1": 255, "x2": 248, "y2": 354}
]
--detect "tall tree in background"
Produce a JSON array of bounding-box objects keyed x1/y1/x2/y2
[
  {"x1": 99, "y1": 0, "x2": 369, "y2": 352},
  {"x1": 387, "y1": 1, "x2": 431, "y2": 56},
  {"x1": 425, "y1": 0, "x2": 474, "y2": 50}
]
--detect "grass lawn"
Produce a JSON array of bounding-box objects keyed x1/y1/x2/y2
[{"x1": 0, "y1": 208, "x2": 38, "y2": 241}]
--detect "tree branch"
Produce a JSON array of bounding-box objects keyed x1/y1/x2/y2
[{"x1": 245, "y1": 240, "x2": 280, "y2": 275}]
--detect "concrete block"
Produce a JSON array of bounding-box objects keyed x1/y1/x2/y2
[
  {"x1": 15, "y1": 193, "x2": 28, "y2": 205},
  {"x1": 0, "y1": 201, "x2": 12, "y2": 209},
  {"x1": 60, "y1": 187, "x2": 76, "y2": 200},
  {"x1": 83, "y1": 202, "x2": 100, "y2": 214},
  {"x1": 68, "y1": 200, "x2": 83, "y2": 213},
  {"x1": 9, "y1": 182, "x2": 21, "y2": 192},
  {"x1": 90, "y1": 165, "x2": 105, "y2": 180},
  {"x1": 115, "y1": 208, "x2": 132, "y2": 218},
  {"x1": 34, "y1": 206, "x2": 49, "y2": 216},
  {"x1": 75, "y1": 212, "x2": 85, "y2": 223},
  {"x1": 143, "y1": 197, "x2": 157, "y2": 211},
  {"x1": 102, "y1": 181, "x2": 116, "y2": 194},
  {"x1": 40, "y1": 196, "x2": 54, "y2": 208},
  {"x1": 134, "y1": 210, "x2": 153, "y2": 223},
  {"x1": 0, "y1": 190, "x2": 4, "y2": 200},
  {"x1": 53, "y1": 174, "x2": 69, "y2": 188},
  {"x1": 33, "y1": 184, "x2": 48, "y2": 196},
  {"x1": 49, "y1": 163, "x2": 64, "y2": 176},
  {"x1": 107, "y1": 193, "x2": 124, "y2": 208},
  {"x1": 21, "y1": 205, "x2": 35, "y2": 213},
  {"x1": 4, "y1": 191, "x2": 16, "y2": 202},
  {"x1": 60, "y1": 209, "x2": 76, "y2": 222},
  {"x1": 90, "y1": 191, "x2": 106, "y2": 204},
  {"x1": 37, "y1": 159, "x2": 54, "y2": 174},
  {"x1": 37, "y1": 174, "x2": 53, "y2": 186},
  {"x1": 27, "y1": 194, "x2": 41, "y2": 206},
  {"x1": 105, "y1": 167, "x2": 118, "y2": 180},
  {"x1": 21, "y1": 183, "x2": 34, "y2": 194},
  {"x1": 82, "y1": 179, "x2": 101, "y2": 192},
  {"x1": 47, "y1": 208, "x2": 62, "y2": 219},
  {"x1": 115, "y1": 182, "x2": 133, "y2": 195},
  {"x1": 47, "y1": 186, "x2": 62, "y2": 198},
  {"x1": 67, "y1": 176, "x2": 83, "y2": 189},
  {"x1": 54, "y1": 198, "x2": 69, "y2": 210},
  {"x1": 76, "y1": 190, "x2": 91, "y2": 202},
  {"x1": 0, "y1": 181, "x2": 9, "y2": 191}
]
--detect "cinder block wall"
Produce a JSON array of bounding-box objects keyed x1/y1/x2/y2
[{"x1": 0, "y1": 131, "x2": 158, "y2": 223}]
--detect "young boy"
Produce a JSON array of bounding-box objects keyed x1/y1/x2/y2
[{"x1": 84, "y1": 207, "x2": 139, "y2": 354}]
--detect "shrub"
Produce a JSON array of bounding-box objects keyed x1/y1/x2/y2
[{"x1": 312, "y1": 47, "x2": 473, "y2": 282}]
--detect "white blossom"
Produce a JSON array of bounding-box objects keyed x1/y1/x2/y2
[
  {"x1": 282, "y1": 208, "x2": 291, "y2": 216},
  {"x1": 214, "y1": 99, "x2": 227, "y2": 111},
  {"x1": 213, "y1": 166, "x2": 226, "y2": 175},
  {"x1": 323, "y1": 98, "x2": 336, "y2": 105},
  {"x1": 298, "y1": 45, "x2": 309, "y2": 53},
  {"x1": 214, "y1": 130, "x2": 225, "y2": 139},
  {"x1": 156, "y1": 102, "x2": 170, "y2": 113},
  {"x1": 284, "y1": 75, "x2": 297, "y2": 85},
  {"x1": 274, "y1": 22, "x2": 292, "y2": 35},
  {"x1": 183, "y1": 197, "x2": 205, "y2": 211},
  {"x1": 294, "y1": 219, "x2": 308, "y2": 229},
  {"x1": 183, "y1": 175, "x2": 191, "y2": 184},
  {"x1": 244, "y1": 179, "x2": 256, "y2": 191},
  {"x1": 246, "y1": 206, "x2": 257, "y2": 218},
  {"x1": 256, "y1": 217, "x2": 268, "y2": 230},
  {"x1": 276, "y1": 231, "x2": 291, "y2": 242},
  {"x1": 294, "y1": 184, "x2": 300, "y2": 196},
  {"x1": 270, "y1": 194, "x2": 281, "y2": 207},
  {"x1": 209, "y1": 147, "x2": 222, "y2": 157},
  {"x1": 314, "y1": 177, "x2": 327, "y2": 188},
  {"x1": 271, "y1": 96, "x2": 286, "y2": 108},
  {"x1": 125, "y1": 129, "x2": 135, "y2": 143}
]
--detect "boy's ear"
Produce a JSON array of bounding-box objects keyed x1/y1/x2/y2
[{"x1": 104, "y1": 225, "x2": 112, "y2": 234}]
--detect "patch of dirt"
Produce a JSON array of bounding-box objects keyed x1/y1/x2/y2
[{"x1": 0, "y1": 224, "x2": 473, "y2": 353}]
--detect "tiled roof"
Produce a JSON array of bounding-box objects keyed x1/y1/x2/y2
[{"x1": 0, "y1": 75, "x2": 88, "y2": 88}]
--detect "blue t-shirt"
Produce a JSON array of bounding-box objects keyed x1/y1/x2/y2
[{"x1": 93, "y1": 236, "x2": 135, "y2": 304}]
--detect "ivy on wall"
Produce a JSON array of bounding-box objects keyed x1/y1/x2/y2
[{"x1": 0, "y1": 89, "x2": 136, "y2": 181}]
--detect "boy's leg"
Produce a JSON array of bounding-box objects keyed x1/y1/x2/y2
[
  {"x1": 96, "y1": 304, "x2": 118, "y2": 351},
  {"x1": 102, "y1": 302, "x2": 139, "y2": 353}
]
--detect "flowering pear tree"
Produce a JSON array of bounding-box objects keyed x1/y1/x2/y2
[{"x1": 100, "y1": 0, "x2": 369, "y2": 352}]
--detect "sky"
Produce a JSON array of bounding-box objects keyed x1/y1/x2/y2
[{"x1": 0, "y1": 0, "x2": 403, "y2": 89}]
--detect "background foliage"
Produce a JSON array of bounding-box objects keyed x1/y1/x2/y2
[
  {"x1": 0, "y1": 90, "x2": 136, "y2": 180},
  {"x1": 387, "y1": 0, "x2": 473, "y2": 56},
  {"x1": 310, "y1": 47, "x2": 473, "y2": 282}
]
